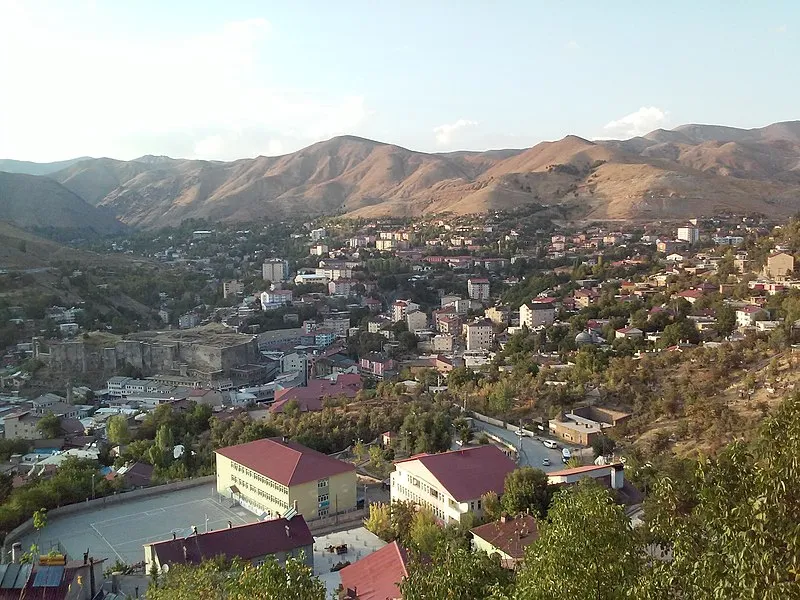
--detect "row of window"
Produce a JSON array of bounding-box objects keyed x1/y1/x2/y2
[
  {"x1": 232, "y1": 475, "x2": 288, "y2": 510},
  {"x1": 231, "y1": 461, "x2": 289, "y2": 495},
  {"x1": 394, "y1": 483, "x2": 447, "y2": 521}
]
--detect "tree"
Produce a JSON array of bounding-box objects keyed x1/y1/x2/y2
[
  {"x1": 409, "y1": 508, "x2": 441, "y2": 554},
  {"x1": 147, "y1": 556, "x2": 326, "y2": 600},
  {"x1": 714, "y1": 304, "x2": 736, "y2": 337},
  {"x1": 106, "y1": 415, "x2": 131, "y2": 446},
  {"x1": 514, "y1": 482, "x2": 641, "y2": 600},
  {"x1": 501, "y1": 467, "x2": 551, "y2": 518},
  {"x1": 390, "y1": 500, "x2": 416, "y2": 545},
  {"x1": 637, "y1": 394, "x2": 800, "y2": 599},
  {"x1": 37, "y1": 413, "x2": 61, "y2": 439},
  {"x1": 401, "y1": 547, "x2": 512, "y2": 600},
  {"x1": 364, "y1": 502, "x2": 393, "y2": 542},
  {"x1": 591, "y1": 435, "x2": 616, "y2": 458},
  {"x1": 481, "y1": 491, "x2": 502, "y2": 522}
]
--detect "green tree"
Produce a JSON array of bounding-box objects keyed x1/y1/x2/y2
[
  {"x1": 409, "y1": 508, "x2": 441, "y2": 555},
  {"x1": 364, "y1": 502, "x2": 393, "y2": 541},
  {"x1": 514, "y1": 482, "x2": 641, "y2": 600},
  {"x1": 106, "y1": 415, "x2": 131, "y2": 446},
  {"x1": 391, "y1": 500, "x2": 416, "y2": 545},
  {"x1": 714, "y1": 304, "x2": 736, "y2": 337},
  {"x1": 401, "y1": 547, "x2": 512, "y2": 600},
  {"x1": 590, "y1": 435, "x2": 617, "y2": 458},
  {"x1": 501, "y1": 467, "x2": 551, "y2": 518},
  {"x1": 36, "y1": 413, "x2": 61, "y2": 439},
  {"x1": 481, "y1": 490, "x2": 502, "y2": 522}
]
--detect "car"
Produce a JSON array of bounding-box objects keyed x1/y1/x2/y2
[
  {"x1": 542, "y1": 457, "x2": 551, "y2": 466},
  {"x1": 542, "y1": 440, "x2": 558, "y2": 449}
]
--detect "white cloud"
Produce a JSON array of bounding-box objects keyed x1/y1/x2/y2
[
  {"x1": 602, "y1": 107, "x2": 669, "y2": 138},
  {"x1": 0, "y1": 8, "x2": 368, "y2": 161},
  {"x1": 565, "y1": 40, "x2": 581, "y2": 50},
  {"x1": 433, "y1": 119, "x2": 478, "y2": 145},
  {"x1": 776, "y1": 24, "x2": 788, "y2": 33}
]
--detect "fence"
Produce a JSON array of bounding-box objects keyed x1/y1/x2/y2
[{"x1": 2, "y1": 475, "x2": 216, "y2": 561}]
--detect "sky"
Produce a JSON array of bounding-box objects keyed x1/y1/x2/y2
[{"x1": 0, "y1": 0, "x2": 798, "y2": 162}]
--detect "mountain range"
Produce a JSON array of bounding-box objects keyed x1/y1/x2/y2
[{"x1": 2, "y1": 121, "x2": 800, "y2": 230}]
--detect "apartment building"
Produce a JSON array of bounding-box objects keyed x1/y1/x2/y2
[
  {"x1": 262, "y1": 259, "x2": 290, "y2": 283},
  {"x1": 390, "y1": 446, "x2": 516, "y2": 523},
  {"x1": 519, "y1": 299, "x2": 555, "y2": 329},
  {"x1": 467, "y1": 278, "x2": 490, "y2": 301},
  {"x1": 216, "y1": 438, "x2": 357, "y2": 520},
  {"x1": 466, "y1": 320, "x2": 493, "y2": 351}
]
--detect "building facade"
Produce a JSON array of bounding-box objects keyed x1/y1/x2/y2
[
  {"x1": 519, "y1": 300, "x2": 555, "y2": 329},
  {"x1": 466, "y1": 320, "x2": 493, "y2": 351},
  {"x1": 467, "y1": 278, "x2": 490, "y2": 301},
  {"x1": 262, "y1": 259, "x2": 290, "y2": 283}
]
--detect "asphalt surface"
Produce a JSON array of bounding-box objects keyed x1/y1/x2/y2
[{"x1": 472, "y1": 420, "x2": 583, "y2": 472}]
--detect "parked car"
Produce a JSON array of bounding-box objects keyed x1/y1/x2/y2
[
  {"x1": 542, "y1": 440, "x2": 558, "y2": 449},
  {"x1": 542, "y1": 457, "x2": 551, "y2": 466},
  {"x1": 561, "y1": 448, "x2": 572, "y2": 464}
]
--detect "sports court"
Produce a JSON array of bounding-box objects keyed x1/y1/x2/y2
[{"x1": 19, "y1": 484, "x2": 258, "y2": 565}]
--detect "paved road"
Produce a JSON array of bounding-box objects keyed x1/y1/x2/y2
[{"x1": 472, "y1": 420, "x2": 585, "y2": 472}]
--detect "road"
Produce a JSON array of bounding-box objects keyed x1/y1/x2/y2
[{"x1": 472, "y1": 420, "x2": 586, "y2": 472}]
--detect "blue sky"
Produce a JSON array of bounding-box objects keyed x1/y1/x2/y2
[{"x1": 0, "y1": 0, "x2": 797, "y2": 161}]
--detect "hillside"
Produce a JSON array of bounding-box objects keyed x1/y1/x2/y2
[
  {"x1": 0, "y1": 157, "x2": 90, "y2": 176},
  {"x1": 3, "y1": 119, "x2": 793, "y2": 227},
  {"x1": 0, "y1": 172, "x2": 125, "y2": 233}
]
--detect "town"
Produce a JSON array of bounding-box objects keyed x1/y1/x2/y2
[{"x1": 0, "y1": 209, "x2": 797, "y2": 598}]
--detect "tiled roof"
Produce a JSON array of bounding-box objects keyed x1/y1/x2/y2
[
  {"x1": 216, "y1": 437, "x2": 355, "y2": 486},
  {"x1": 147, "y1": 516, "x2": 313, "y2": 566},
  {"x1": 339, "y1": 541, "x2": 409, "y2": 600},
  {"x1": 395, "y1": 445, "x2": 516, "y2": 502},
  {"x1": 470, "y1": 514, "x2": 539, "y2": 560},
  {"x1": 270, "y1": 374, "x2": 362, "y2": 414}
]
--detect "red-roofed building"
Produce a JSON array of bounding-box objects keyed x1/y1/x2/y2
[
  {"x1": 471, "y1": 514, "x2": 539, "y2": 569},
  {"x1": 390, "y1": 446, "x2": 516, "y2": 523},
  {"x1": 270, "y1": 374, "x2": 363, "y2": 414},
  {"x1": 215, "y1": 438, "x2": 357, "y2": 520},
  {"x1": 143, "y1": 515, "x2": 314, "y2": 572},
  {"x1": 339, "y1": 541, "x2": 409, "y2": 600}
]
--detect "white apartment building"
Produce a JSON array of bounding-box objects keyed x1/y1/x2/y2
[
  {"x1": 467, "y1": 278, "x2": 490, "y2": 301},
  {"x1": 262, "y1": 259, "x2": 290, "y2": 283},
  {"x1": 405, "y1": 310, "x2": 428, "y2": 334},
  {"x1": 519, "y1": 300, "x2": 555, "y2": 329},
  {"x1": 390, "y1": 446, "x2": 516, "y2": 523},
  {"x1": 677, "y1": 225, "x2": 700, "y2": 244},
  {"x1": 465, "y1": 320, "x2": 493, "y2": 351},
  {"x1": 392, "y1": 300, "x2": 420, "y2": 323}
]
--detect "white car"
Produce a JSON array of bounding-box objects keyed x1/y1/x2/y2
[
  {"x1": 542, "y1": 457, "x2": 551, "y2": 466},
  {"x1": 542, "y1": 440, "x2": 558, "y2": 449}
]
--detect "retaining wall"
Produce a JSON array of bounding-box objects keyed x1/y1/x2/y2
[{"x1": 2, "y1": 475, "x2": 215, "y2": 561}]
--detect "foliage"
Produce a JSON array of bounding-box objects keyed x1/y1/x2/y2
[
  {"x1": 36, "y1": 413, "x2": 61, "y2": 438},
  {"x1": 401, "y1": 547, "x2": 513, "y2": 600},
  {"x1": 501, "y1": 467, "x2": 551, "y2": 518},
  {"x1": 147, "y1": 556, "x2": 325, "y2": 600},
  {"x1": 409, "y1": 508, "x2": 440, "y2": 554},
  {"x1": 364, "y1": 502, "x2": 393, "y2": 541},
  {"x1": 590, "y1": 435, "x2": 617, "y2": 458},
  {"x1": 514, "y1": 482, "x2": 641, "y2": 600},
  {"x1": 106, "y1": 415, "x2": 131, "y2": 446}
]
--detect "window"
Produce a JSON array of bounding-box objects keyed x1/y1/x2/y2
[
  {"x1": 318, "y1": 508, "x2": 329, "y2": 517},
  {"x1": 477, "y1": 499, "x2": 482, "y2": 510},
  {"x1": 318, "y1": 478, "x2": 329, "y2": 488},
  {"x1": 318, "y1": 493, "x2": 329, "y2": 503}
]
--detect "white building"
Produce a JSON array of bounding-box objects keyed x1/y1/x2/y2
[
  {"x1": 519, "y1": 300, "x2": 555, "y2": 329},
  {"x1": 736, "y1": 305, "x2": 767, "y2": 328},
  {"x1": 223, "y1": 280, "x2": 244, "y2": 299},
  {"x1": 316, "y1": 267, "x2": 353, "y2": 281},
  {"x1": 310, "y1": 227, "x2": 327, "y2": 241},
  {"x1": 294, "y1": 273, "x2": 329, "y2": 286},
  {"x1": 405, "y1": 310, "x2": 428, "y2": 334},
  {"x1": 328, "y1": 279, "x2": 355, "y2": 296},
  {"x1": 392, "y1": 300, "x2": 420, "y2": 323},
  {"x1": 309, "y1": 244, "x2": 329, "y2": 257},
  {"x1": 262, "y1": 259, "x2": 290, "y2": 283},
  {"x1": 391, "y1": 446, "x2": 516, "y2": 523},
  {"x1": 677, "y1": 224, "x2": 700, "y2": 244},
  {"x1": 465, "y1": 320, "x2": 493, "y2": 351},
  {"x1": 467, "y1": 278, "x2": 490, "y2": 301}
]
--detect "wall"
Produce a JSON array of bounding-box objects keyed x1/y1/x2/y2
[
  {"x1": 2, "y1": 476, "x2": 215, "y2": 561},
  {"x1": 289, "y1": 470, "x2": 357, "y2": 521}
]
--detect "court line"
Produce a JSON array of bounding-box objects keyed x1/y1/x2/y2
[
  {"x1": 91, "y1": 498, "x2": 211, "y2": 526},
  {"x1": 89, "y1": 523, "x2": 126, "y2": 563}
]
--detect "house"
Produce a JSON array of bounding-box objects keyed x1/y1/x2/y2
[
  {"x1": 466, "y1": 320, "x2": 493, "y2": 351},
  {"x1": 328, "y1": 279, "x2": 355, "y2": 297},
  {"x1": 547, "y1": 463, "x2": 625, "y2": 491},
  {"x1": 549, "y1": 406, "x2": 631, "y2": 446},
  {"x1": 3, "y1": 410, "x2": 42, "y2": 439},
  {"x1": 765, "y1": 252, "x2": 795, "y2": 279},
  {"x1": 677, "y1": 289, "x2": 704, "y2": 304},
  {"x1": 574, "y1": 289, "x2": 600, "y2": 308},
  {"x1": 0, "y1": 560, "x2": 107, "y2": 600},
  {"x1": 736, "y1": 305, "x2": 768, "y2": 328},
  {"x1": 222, "y1": 280, "x2": 244, "y2": 299},
  {"x1": 339, "y1": 541, "x2": 409, "y2": 600},
  {"x1": 270, "y1": 374, "x2": 363, "y2": 414},
  {"x1": 519, "y1": 299, "x2": 555, "y2": 329},
  {"x1": 215, "y1": 437, "x2": 357, "y2": 520},
  {"x1": 390, "y1": 445, "x2": 516, "y2": 523},
  {"x1": 143, "y1": 515, "x2": 314, "y2": 572},
  {"x1": 484, "y1": 306, "x2": 509, "y2": 325},
  {"x1": 467, "y1": 278, "x2": 490, "y2": 301},
  {"x1": 615, "y1": 327, "x2": 643, "y2": 340},
  {"x1": 405, "y1": 310, "x2": 428, "y2": 334},
  {"x1": 470, "y1": 514, "x2": 539, "y2": 569},
  {"x1": 392, "y1": 300, "x2": 420, "y2": 323},
  {"x1": 112, "y1": 461, "x2": 154, "y2": 489},
  {"x1": 359, "y1": 354, "x2": 398, "y2": 380}
]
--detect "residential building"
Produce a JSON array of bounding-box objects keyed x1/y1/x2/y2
[
  {"x1": 547, "y1": 463, "x2": 625, "y2": 491},
  {"x1": 222, "y1": 280, "x2": 244, "y2": 299},
  {"x1": 260, "y1": 289, "x2": 293, "y2": 309},
  {"x1": 3, "y1": 410, "x2": 42, "y2": 439},
  {"x1": 677, "y1": 224, "x2": 700, "y2": 244},
  {"x1": 519, "y1": 299, "x2": 555, "y2": 329},
  {"x1": 574, "y1": 289, "x2": 600, "y2": 308},
  {"x1": 339, "y1": 541, "x2": 410, "y2": 600},
  {"x1": 178, "y1": 313, "x2": 200, "y2": 329},
  {"x1": 549, "y1": 406, "x2": 630, "y2": 445},
  {"x1": 262, "y1": 259, "x2": 290, "y2": 283},
  {"x1": 736, "y1": 305, "x2": 768, "y2": 328},
  {"x1": 392, "y1": 300, "x2": 419, "y2": 323},
  {"x1": 765, "y1": 252, "x2": 795, "y2": 279},
  {"x1": 316, "y1": 266, "x2": 353, "y2": 281},
  {"x1": 310, "y1": 244, "x2": 329, "y2": 256},
  {"x1": 360, "y1": 354, "x2": 398, "y2": 380},
  {"x1": 144, "y1": 515, "x2": 313, "y2": 572},
  {"x1": 467, "y1": 278, "x2": 490, "y2": 301},
  {"x1": 294, "y1": 273, "x2": 329, "y2": 286},
  {"x1": 215, "y1": 437, "x2": 357, "y2": 520},
  {"x1": 390, "y1": 446, "x2": 516, "y2": 523},
  {"x1": 466, "y1": 320, "x2": 493, "y2": 351},
  {"x1": 328, "y1": 279, "x2": 355, "y2": 296},
  {"x1": 310, "y1": 227, "x2": 327, "y2": 241},
  {"x1": 471, "y1": 514, "x2": 539, "y2": 569},
  {"x1": 270, "y1": 374, "x2": 363, "y2": 414},
  {"x1": 615, "y1": 327, "x2": 643, "y2": 340},
  {"x1": 322, "y1": 317, "x2": 351, "y2": 338},
  {"x1": 484, "y1": 306, "x2": 509, "y2": 325},
  {"x1": 405, "y1": 310, "x2": 428, "y2": 333}
]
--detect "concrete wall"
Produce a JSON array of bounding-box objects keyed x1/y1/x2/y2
[
  {"x1": 1, "y1": 476, "x2": 215, "y2": 562},
  {"x1": 216, "y1": 454, "x2": 290, "y2": 518},
  {"x1": 289, "y1": 471, "x2": 357, "y2": 521}
]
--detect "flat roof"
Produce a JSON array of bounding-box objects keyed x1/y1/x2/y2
[{"x1": 126, "y1": 323, "x2": 255, "y2": 348}]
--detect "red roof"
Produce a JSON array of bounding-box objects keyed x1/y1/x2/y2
[
  {"x1": 394, "y1": 445, "x2": 516, "y2": 502},
  {"x1": 470, "y1": 514, "x2": 539, "y2": 560},
  {"x1": 339, "y1": 541, "x2": 409, "y2": 600},
  {"x1": 271, "y1": 374, "x2": 362, "y2": 414},
  {"x1": 547, "y1": 463, "x2": 622, "y2": 477},
  {"x1": 147, "y1": 516, "x2": 313, "y2": 566},
  {"x1": 469, "y1": 278, "x2": 490, "y2": 284},
  {"x1": 215, "y1": 438, "x2": 355, "y2": 486}
]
